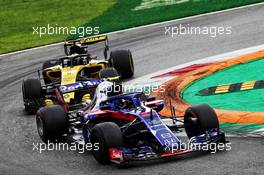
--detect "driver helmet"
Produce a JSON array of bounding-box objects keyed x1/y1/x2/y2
[
  {"x1": 63, "y1": 59, "x2": 71, "y2": 67},
  {"x1": 115, "y1": 99, "x2": 127, "y2": 109},
  {"x1": 81, "y1": 57, "x2": 88, "y2": 65},
  {"x1": 73, "y1": 57, "x2": 81, "y2": 65},
  {"x1": 107, "y1": 82, "x2": 123, "y2": 97}
]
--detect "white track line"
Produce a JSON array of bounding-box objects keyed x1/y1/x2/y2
[
  {"x1": 1, "y1": 2, "x2": 264, "y2": 57},
  {"x1": 128, "y1": 43, "x2": 264, "y2": 85}
]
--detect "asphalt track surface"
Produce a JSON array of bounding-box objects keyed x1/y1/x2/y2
[{"x1": 1, "y1": 4, "x2": 264, "y2": 175}]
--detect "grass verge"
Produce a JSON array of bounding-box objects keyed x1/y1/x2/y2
[
  {"x1": 81, "y1": 0, "x2": 263, "y2": 38},
  {"x1": 0, "y1": 0, "x2": 117, "y2": 53},
  {"x1": 0, "y1": 0, "x2": 263, "y2": 54}
]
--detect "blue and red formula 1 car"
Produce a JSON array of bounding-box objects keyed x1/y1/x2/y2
[{"x1": 36, "y1": 80, "x2": 228, "y2": 165}]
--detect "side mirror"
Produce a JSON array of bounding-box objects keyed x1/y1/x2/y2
[
  {"x1": 154, "y1": 102, "x2": 164, "y2": 113},
  {"x1": 146, "y1": 96, "x2": 156, "y2": 102},
  {"x1": 145, "y1": 100, "x2": 164, "y2": 113}
]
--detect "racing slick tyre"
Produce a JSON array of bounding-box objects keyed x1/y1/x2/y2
[
  {"x1": 22, "y1": 78, "x2": 42, "y2": 113},
  {"x1": 109, "y1": 50, "x2": 134, "y2": 79},
  {"x1": 99, "y1": 67, "x2": 119, "y2": 79},
  {"x1": 36, "y1": 105, "x2": 68, "y2": 143},
  {"x1": 184, "y1": 104, "x2": 219, "y2": 139},
  {"x1": 90, "y1": 122, "x2": 123, "y2": 164},
  {"x1": 22, "y1": 78, "x2": 42, "y2": 99},
  {"x1": 42, "y1": 60, "x2": 59, "y2": 70}
]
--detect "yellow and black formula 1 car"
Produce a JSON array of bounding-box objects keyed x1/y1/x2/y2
[
  {"x1": 22, "y1": 67, "x2": 120, "y2": 114},
  {"x1": 43, "y1": 35, "x2": 134, "y2": 84},
  {"x1": 22, "y1": 35, "x2": 134, "y2": 113}
]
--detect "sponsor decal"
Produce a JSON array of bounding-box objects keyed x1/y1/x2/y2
[{"x1": 60, "y1": 80, "x2": 101, "y2": 93}]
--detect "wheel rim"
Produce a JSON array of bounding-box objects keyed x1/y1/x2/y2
[
  {"x1": 185, "y1": 111, "x2": 200, "y2": 138},
  {"x1": 186, "y1": 112, "x2": 198, "y2": 126},
  {"x1": 36, "y1": 115, "x2": 44, "y2": 137}
]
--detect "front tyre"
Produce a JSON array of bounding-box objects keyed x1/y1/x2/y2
[
  {"x1": 36, "y1": 105, "x2": 68, "y2": 143},
  {"x1": 22, "y1": 78, "x2": 42, "y2": 113},
  {"x1": 90, "y1": 122, "x2": 123, "y2": 164},
  {"x1": 22, "y1": 79, "x2": 42, "y2": 99},
  {"x1": 184, "y1": 104, "x2": 219, "y2": 139},
  {"x1": 42, "y1": 60, "x2": 59, "y2": 70}
]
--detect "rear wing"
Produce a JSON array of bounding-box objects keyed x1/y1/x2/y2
[
  {"x1": 64, "y1": 35, "x2": 109, "y2": 58},
  {"x1": 64, "y1": 35, "x2": 108, "y2": 46},
  {"x1": 59, "y1": 77, "x2": 120, "y2": 94},
  {"x1": 59, "y1": 80, "x2": 102, "y2": 94}
]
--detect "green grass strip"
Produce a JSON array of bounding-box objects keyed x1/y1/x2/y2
[
  {"x1": 0, "y1": 0, "x2": 117, "y2": 53},
  {"x1": 79, "y1": 0, "x2": 263, "y2": 39},
  {"x1": 1, "y1": 0, "x2": 263, "y2": 54},
  {"x1": 182, "y1": 58, "x2": 264, "y2": 112}
]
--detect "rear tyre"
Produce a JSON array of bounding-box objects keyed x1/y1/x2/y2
[
  {"x1": 36, "y1": 105, "x2": 68, "y2": 143},
  {"x1": 109, "y1": 50, "x2": 134, "y2": 79},
  {"x1": 184, "y1": 104, "x2": 219, "y2": 139},
  {"x1": 90, "y1": 122, "x2": 123, "y2": 164}
]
